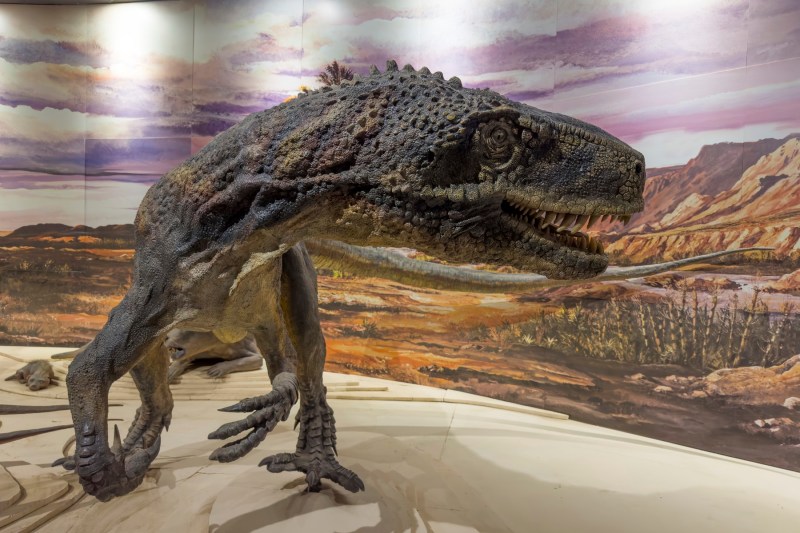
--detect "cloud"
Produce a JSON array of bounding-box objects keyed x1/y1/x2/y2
[
  {"x1": 0, "y1": 60, "x2": 87, "y2": 113},
  {"x1": 191, "y1": 91, "x2": 290, "y2": 136},
  {"x1": 0, "y1": 170, "x2": 85, "y2": 190},
  {"x1": 225, "y1": 33, "x2": 302, "y2": 68},
  {"x1": 84, "y1": 138, "x2": 190, "y2": 176},
  {"x1": 747, "y1": 0, "x2": 800, "y2": 64},
  {"x1": 0, "y1": 36, "x2": 101, "y2": 67},
  {"x1": 553, "y1": 5, "x2": 748, "y2": 96},
  {"x1": 545, "y1": 57, "x2": 800, "y2": 166},
  {"x1": 0, "y1": 136, "x2": 85, "y2": 176}
]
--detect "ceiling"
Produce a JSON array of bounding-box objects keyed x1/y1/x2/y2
[{"x1": 2, "y1": 1, "x2": 162, "y2": 4}]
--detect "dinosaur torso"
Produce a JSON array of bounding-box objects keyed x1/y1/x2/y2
[{"x1": 130, "y1": 60, "x2": 645, "y2": 336}]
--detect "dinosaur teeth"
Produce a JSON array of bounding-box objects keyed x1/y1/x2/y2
[
  {"x1": 574, "y1": 214, "x2": 590, "y2": 231},
  {"x1": 557, "y1": 213, "x2": 578, "y2": 232},
  {"x1": 501, "y1": 198, "x2": 627, "y2": 254}
]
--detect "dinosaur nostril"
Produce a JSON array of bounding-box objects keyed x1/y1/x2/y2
[{"x1": 634, "y1": 162, "x2": 643, "y2": 175}]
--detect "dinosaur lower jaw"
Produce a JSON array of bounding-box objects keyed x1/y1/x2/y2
[{"x1": 500, "y1": 198, "x2": 631, "y2": 255}]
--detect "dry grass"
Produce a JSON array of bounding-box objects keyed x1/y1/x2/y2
[{"x1": 496, "y1": 285, "x2": 799, "y2": 371}]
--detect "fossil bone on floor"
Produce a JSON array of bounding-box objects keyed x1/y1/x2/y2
[{"x1": 1, "y1": 347, "x2": 800, "y2": 533}]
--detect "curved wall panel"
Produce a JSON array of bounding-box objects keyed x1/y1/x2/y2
[{"x1": 1, "y1": 0, "x2": 800, "y2": 471}]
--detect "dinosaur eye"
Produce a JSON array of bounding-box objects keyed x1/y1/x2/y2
[
  {"x1": 491, "y1": 128, "x2": 507, "y2": 144},
  {"x1": 481, "y1": 121, "x2": 515, "y2": 162}
]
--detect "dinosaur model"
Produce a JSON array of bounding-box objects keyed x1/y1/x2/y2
[
  {"x1": 164, "y1": 328, "x2": 262, "y2": 382},
  {"x1": 61, "y1": 60, "x2": 757, "y2": 502},
  {"x1": 5, "y1": 360, "x2": 57, "y2": 391}
]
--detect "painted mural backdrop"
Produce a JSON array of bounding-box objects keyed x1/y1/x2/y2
[{"x1": 1, "y1": 0, "x2": 800, "y2": 471}]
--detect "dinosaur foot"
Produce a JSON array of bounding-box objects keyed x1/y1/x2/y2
[
  {"x1": 207, "y1": 372, "x2": 299, "y2": 462},
  {"x1": 68, "y1": 422, "x2": 161, "y2": 502},
  {"x1": 260, "y1": 451, "x2": 364, "y2": 493},
  {"x1": 259, "y1": 387, "x2": 364, "y2": 493}
]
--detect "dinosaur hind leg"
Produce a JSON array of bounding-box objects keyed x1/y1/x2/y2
[
  {"x1": 260, "y1": 244, "x2": 364, "y2": 493},
  {"x1": 207, "y1": 259, "x2": 300, "y2": 463}
]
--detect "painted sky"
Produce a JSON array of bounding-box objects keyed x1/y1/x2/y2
[{"x1": 1, "y1": 0, "x2": 799, "y2": 229}]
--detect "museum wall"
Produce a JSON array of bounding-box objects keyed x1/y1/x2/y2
[{"x1": 1, "y1": 0, "x2": 800, "y2": 471}]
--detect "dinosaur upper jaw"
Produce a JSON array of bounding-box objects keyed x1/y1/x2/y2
[{"x1": 500, "y1": 196, "x2": 636, "y2": 256}]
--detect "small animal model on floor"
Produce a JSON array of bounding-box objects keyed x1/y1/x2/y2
[
  {"x1": 164, "y1": 328, "x2": 263, "y2": 382},
  {"x1": 5, "y1": 360, "x2": 57, "y2": 391},
  {"x1": 59, "y1": 60, "x2": 767, "y2": 502}
]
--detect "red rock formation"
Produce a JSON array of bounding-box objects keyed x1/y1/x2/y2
[{"x1": 603, "y1": 136, "x2": 800, "y2": 261}]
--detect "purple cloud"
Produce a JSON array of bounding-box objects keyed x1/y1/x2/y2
[
  {"x1": 553, "y1": 3, "x2": 748, "y2": 95},
  {"x1": 0, "y1": 95, "x2": 79, "y2": 113},
  {"x1": 747, "y1": 0, "x2": 800, "y2": 64},
  {"x1": 192, "y1": 91, "x2": 288, "y2": 136},
  {"x1": 0, "y1": 171, "x2": 85, "y2": 190},
  {"x1": 84, "y1": 138, "x2": 190, "y2": 176},
  {"x1": 192, "y1": 116, "x2": 239, "y2": 137},
  {"x1": 83, "y1": 173, "x2": 163, "y2": 185},
  {"x1": 87, "y1": 76, "x2": 192, "y2": 120},
  {"x1": 0, "y1": 137, "x2": 85, "y2": 176},
  {"x1": 226, "y1": 33, "x2": 302, "y2": 67},
  {"x1": 195, "y1": 101, "x2": 265, "y2": 115},
  {"x1": 0, "y1": 36, "x2": 102, "y2": 68}
]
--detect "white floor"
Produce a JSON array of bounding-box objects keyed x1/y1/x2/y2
[{"x1": 1, "y1": 346, "x2": 799, "y2": 532}]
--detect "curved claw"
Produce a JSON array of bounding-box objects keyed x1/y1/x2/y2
[
  {"x1": 124, "y1": 436, "x2": 161, "y2": 478},
  {"x1": 258, "y1": 453, "x2": 365, "y2": 493},
  {"x1": 208, "y1": 373, "x2": 298, "y2": 463},
  {"x1": 219, "y1": 373, "x2": 298, "y2": 413},
  {"x1": 110, "y1": 424, "x2": 123, "y2": 456},
  {"x1": 51, "y1": 456, "x2": 76, "y2": 470},
  {"x1": 76, "y1": 435, "x2": 161, "y2": 502},
  {"x1": 258, "y1": 452, "x2": 296, "y2": 472},
  {"x1": 207, "y1": 366, "x2": 228, "y2": 379}
]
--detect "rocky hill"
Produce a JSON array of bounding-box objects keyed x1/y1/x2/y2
[
  {"x1": 1, "y1": 223, "x2": 135, "y2": 247},
  {"x1": 604, "y1": 135, "x2": 800, "y2": 262}
]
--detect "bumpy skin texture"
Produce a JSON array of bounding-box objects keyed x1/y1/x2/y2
[
  {"x1": 6, "y1": 360, "x2": 57, "y2": 391},
  {"x1": 65, "y1": 60, "x2": 647, "y2": 500}
]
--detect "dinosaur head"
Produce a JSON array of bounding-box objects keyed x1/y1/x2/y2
[
  {"x1": 297, "y1": 61, "x2": 644, "y2": 279},
  {"x1": 402, "y1": 100, "x2": 644, "y2": 279}
]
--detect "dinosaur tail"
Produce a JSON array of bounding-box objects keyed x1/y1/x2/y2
[{"x1": 306, "y1": 239, "x2": 772, "y2": 293}]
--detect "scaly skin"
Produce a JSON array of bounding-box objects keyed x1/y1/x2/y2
[{"x1": 66, "y1": 59, "x2": 648, "y2": 499}]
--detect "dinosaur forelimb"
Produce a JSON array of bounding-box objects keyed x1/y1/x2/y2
[{"x1": 65, "y1": 290, "x2": 173, "y2": 502}]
